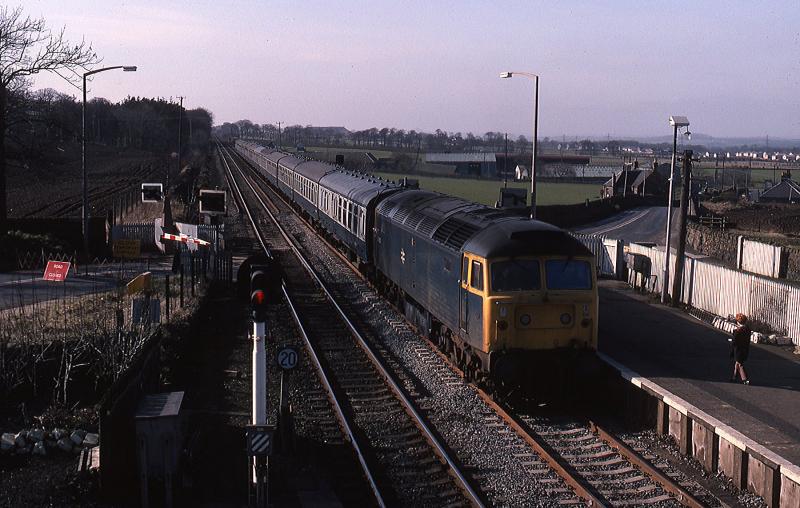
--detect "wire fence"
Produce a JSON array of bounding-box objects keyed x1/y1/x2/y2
[{"x1": 0, "y1": 249, "x2": 232, "y2": 416}]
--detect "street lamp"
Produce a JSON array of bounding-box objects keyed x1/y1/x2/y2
[
  {"x1": 500, "y1": 71, "x2": 539, "y2": 219},
  {"x1": 82, "y1": 65, "x2": 137, "y2": 259},
  {"x1": 661, "y1": 115, "x2": 689, "y2": 304}
]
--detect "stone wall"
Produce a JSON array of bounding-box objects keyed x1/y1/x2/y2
[
  {"x1": 687, "y1": 222, "x2": 800, "y2": 281},
  {"x1": 686, "y1": 222, "x2": 739, "y2": 265},
  {"x1": 538, "y1": 195, "x2": 659, "y2": 229}
]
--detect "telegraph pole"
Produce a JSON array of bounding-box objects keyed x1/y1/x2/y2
[{"x1": 671, "y1": 150, "x2": 693, "y2": 306}]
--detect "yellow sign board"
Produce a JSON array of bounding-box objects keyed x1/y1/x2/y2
[
  {"x1": 113, "y1": 239, "x2": 141, "y2": 259},
  {"x1": 126, "y1": 271, "x2": 152, "y2": 296}
]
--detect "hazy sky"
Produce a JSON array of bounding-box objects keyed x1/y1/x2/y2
[{"x1": 26, "y1": 0, "x2": 800, "y2": 139}]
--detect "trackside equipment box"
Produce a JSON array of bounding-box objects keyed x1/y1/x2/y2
[{"x1": 135, "y1": 391, "x2": 184, "y2": 508}]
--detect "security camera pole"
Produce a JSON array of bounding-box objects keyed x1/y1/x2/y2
[{"x1": 661, "y1": 115, "x2": 689, "y2": 304}]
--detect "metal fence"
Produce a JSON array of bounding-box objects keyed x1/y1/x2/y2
[{"x1": 111, "y1": 222, "x2": 157, "y2": 249}]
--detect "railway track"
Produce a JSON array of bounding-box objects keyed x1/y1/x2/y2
[
  {"x1": 217, "y1": 141, "x2": 482, "y2": 507},
  {"x1": 222, "y1": 141, "x2": 720, "y2": 507}
]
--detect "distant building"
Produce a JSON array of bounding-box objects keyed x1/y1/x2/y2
[
  {"x1": 601, "y1": 168, "x2": 667, "y2": 199},
  {"x1": 515, "y1": 164, "x2": 528, "y2": 180},
  {"x1": 426, "y1": 152, "x2": 497, "y2": 178}
]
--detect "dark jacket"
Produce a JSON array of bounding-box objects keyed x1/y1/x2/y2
[{"x1": 732, "y1": 324, "x2": 751, "y2": 362}]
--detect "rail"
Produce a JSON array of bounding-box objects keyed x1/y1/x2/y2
[{"x1": 218, "y1": 140, "x2": 484, "y2": 507}]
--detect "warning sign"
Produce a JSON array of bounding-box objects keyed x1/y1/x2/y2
[
  {"x1": 43, "y1": 261, "x2": 71, "y2": 282},
  {"x1": 113, "y1": 239, "x2": 141, "y2": 259}
]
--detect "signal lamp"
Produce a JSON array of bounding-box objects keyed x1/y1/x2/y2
[{"x1": 250, "y1": 265, "x2": 270, "y2": 322}]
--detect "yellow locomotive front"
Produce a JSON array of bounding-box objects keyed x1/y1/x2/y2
[
  {"x1": 459, "y1": 247, "x2": 599, "y2": 390},
  {"x1": 486, "y1": 255, "x2": 598, "y2": 352}
]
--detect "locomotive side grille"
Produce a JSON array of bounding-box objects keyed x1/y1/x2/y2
[
  {"x1": 393, "y1": 207, "x2": 413, "y2": 223},
  {"x1": 405, "y1": 211, "x2": 426, "y2": 229},
  {"x1": 417, "y1": 217, "x2": 439, "y2": 236}
]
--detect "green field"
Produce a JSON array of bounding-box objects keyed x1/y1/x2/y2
[{"x1": 374, "y1": 172, "x2": 601, "y2": 206}]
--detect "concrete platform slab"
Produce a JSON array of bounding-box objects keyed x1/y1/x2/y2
[{"x1": 598, "y1": 281, "x2": 800, "y2": 506}]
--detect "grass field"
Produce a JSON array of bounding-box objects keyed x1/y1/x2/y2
[{"x1": 374, "y1": 172, "x2": 601, "y2": 206}]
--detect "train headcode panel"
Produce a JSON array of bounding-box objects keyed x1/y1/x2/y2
[
  {"x1": 141, "y1": 183, "x2": 163, "y2": 203},
  {"x1": 199, "y1": 189, "x2": 226, "y2": 215}
]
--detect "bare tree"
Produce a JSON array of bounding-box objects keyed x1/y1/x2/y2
[{"x1": 0, "y1": 6, "x2": 99, "y2": 229}]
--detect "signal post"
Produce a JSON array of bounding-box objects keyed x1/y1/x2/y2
[{"x1": 248, "y1": 265, "x2": 272, "y2": 508}]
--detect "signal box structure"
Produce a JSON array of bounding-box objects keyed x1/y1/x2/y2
[
  {"x1": 199, "y1": 189, "x2": 226, "y2": 215},
  {"x1": 141, "y1": 183, "x2": 163, "y2": 203}
]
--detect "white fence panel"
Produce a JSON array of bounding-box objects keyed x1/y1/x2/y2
[
  {"x1": 627, "y1": 242, "x2": 800, "y2": 345},
  {"x1": 738, "y1": 237, "x2": 784, "y2": 278},
  {"x1": 572, "y1": 233, "x2": 622, "y2": 278}
]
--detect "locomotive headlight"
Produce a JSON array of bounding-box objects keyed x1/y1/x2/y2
[
  {"x1": 519, "y1": 313, "x2": 531, "y2": 326},
  {"x1": 582, "y1": 304, "x2": 590, "y2": 318},
  {"x1": 560, "y1": 313, "x2": 573, "y2": 325}
]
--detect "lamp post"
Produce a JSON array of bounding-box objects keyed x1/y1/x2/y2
[
  {"x1": 500, "y1": 71, "x2": 539, "y2": 219},
  {"x1": 82, "y1": 65, "x2": 137, "y2": 259},
  {"x1": 661, "y1": 115, "x2": 689, "y2": 304}
]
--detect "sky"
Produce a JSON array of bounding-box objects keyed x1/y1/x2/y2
[{"x1": 24, "y1": 0, "x2": 800, "y2": 139}]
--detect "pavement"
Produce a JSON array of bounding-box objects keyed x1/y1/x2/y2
[
  {"x1": 0, "y1": 257, "x2": 174, "y2": 310},
  {"x1": 598, "y1": 280, "x2": 800, "y2": 466}
]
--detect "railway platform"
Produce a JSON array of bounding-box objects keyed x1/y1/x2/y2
[{"x1": 598, "y1": 280, "x2": 800, "y2": 507}]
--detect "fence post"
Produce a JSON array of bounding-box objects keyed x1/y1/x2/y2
[
  {"x1": 165, "y1": 274, "x2": 170, "y2": 323},
  {"x1": 180, "y1": 264, "x2": 184, "y2": 307}
]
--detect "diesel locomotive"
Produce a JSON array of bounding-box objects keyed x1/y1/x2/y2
[{"x1": 234, "y1": 140, "x2": 598, "y2": 388}]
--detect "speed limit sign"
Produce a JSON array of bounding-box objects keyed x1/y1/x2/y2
[{"x1": 277, "y1": 347, "x2": 298, "y2": 370}]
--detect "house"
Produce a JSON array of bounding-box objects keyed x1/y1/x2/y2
[
  {"x1": 759, "y1": 175, "x2": 800, "y2": 204},
  {"x1": 602, "y1": 168, "x2": 667, "y2": 199}
]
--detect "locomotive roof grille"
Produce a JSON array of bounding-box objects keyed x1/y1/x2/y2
[{"x1": 432, "y1": 216, "x2": 481, "y2": 250}]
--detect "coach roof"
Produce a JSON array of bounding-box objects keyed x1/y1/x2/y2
[{"x1": 321, "y1": 170, "x2": 400, "y2": 207}]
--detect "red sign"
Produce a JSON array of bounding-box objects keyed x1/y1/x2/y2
[{"x1": 43, "y1": 261, "x2": 71, "y2": 282}]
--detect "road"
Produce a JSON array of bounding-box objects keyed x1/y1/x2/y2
[
  {"x1": 574, "y1": 206, "x2": 676, "y2": 245},
  {"x1": 0, "y1": 259, "x2": 172, "y2": 311}
]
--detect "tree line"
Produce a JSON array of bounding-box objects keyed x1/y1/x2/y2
[
  {"x1": 215, "y1": 119, "x2": 690, "y2": 158},
  {"x1": 8, "y1": 88, "x2": 212, "y2": 158},
  {"x1": 0, "y1": 6, "x2": 213, "y2": 228}
]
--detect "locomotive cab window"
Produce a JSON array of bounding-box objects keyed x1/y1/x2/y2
[
  {"x1": 491, "y1": 260, "x2": 541, "y2": 292},
  {"x1": 470, "y1": 260, "x2": 483, "y2": 290},
  {"x1": 545, "y1": 259, "x2": 592, "y2": 290}
]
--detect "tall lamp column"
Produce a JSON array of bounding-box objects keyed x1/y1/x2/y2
[
  {"x1": 501, "y1": 71, "x2": 539, "y2": 219},
  {"x1": 82, "y1": 65, "x2": 137, "y2": 258}
]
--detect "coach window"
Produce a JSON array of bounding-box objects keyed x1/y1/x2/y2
[{"x1": 470, "y1": 260, "x2": 483, "y2": 290}]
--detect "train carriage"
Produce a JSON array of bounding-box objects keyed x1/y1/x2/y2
[
  {"x1": 269, "y1": 152, "x2": 303, "y2": 198},
  {"x1": 317, "y1": 171, "x2": 400, "y2": 263},
  {"x1": 290, "y1": 160, "x2": 334, "y2": 220}
]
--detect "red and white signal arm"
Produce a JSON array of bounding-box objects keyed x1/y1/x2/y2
[
  {"x1": 141, "y1": 183, "x2": 163, "y2": 203},
  {"x1": 199, "y1": 189, "x2": 226, "y2": 215}
]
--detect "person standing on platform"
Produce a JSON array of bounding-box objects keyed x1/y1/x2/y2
[{"x1": 731, "y1": 313, "x2": 751, "y2": 385}]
